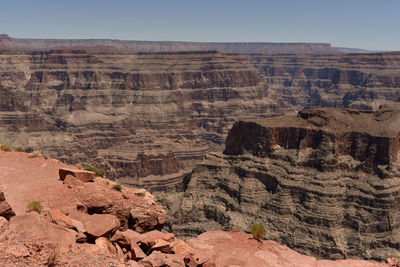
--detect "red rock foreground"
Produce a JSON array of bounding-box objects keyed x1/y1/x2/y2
[{"x1": 0, "y1": 151, "x2": 397, "y2": 266}]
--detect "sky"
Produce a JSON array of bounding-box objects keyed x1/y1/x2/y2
[{"x1": 0, "y1": 0, "x2": 399, "y2": 51}]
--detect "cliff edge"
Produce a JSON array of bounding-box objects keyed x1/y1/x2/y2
[{"x1": 162, "y1": 104, "x2": 400, "y2": 261}]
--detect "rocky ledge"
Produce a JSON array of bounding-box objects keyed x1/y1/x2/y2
[
  {"x1": 161, "y1": 104, "x2": 400, "y2": 262},
  {"x1": 1, "y1": 150, "x2": 397, "y2": 266}
]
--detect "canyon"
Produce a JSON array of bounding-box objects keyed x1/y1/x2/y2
[
  {"x1": 1, "y1": 43, "x2": 400, "y2": 263},
  {"x1": 1, "y1": 150, "x2": 395, "y2": 266},
  {"x1": 162, "y1": 105, "x2": 400, "y2": 262},
  {"x1": 1, "y1": 49, "x2": 400, "y2": 190}
]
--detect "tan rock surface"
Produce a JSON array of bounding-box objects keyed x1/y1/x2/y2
[
  {"x1": 188, "y1": 231, "x2": 387, "y2": 267},
  {"x1": 81, "y1": 213, "x2": 120, "y2": 238},
  {"x1": 59, "y1": 167, "x2": 95, "y2": 182},
  {"x1": 8, "y1": 213, "x2": 76, "y2": 253},
  {"x1": 0, "y1": 151, "x2": 166, "y2": 232}
]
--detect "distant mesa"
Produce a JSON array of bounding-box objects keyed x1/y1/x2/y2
[{"x1": 0, "y1": 33, "x2": 375, "y2": 54}]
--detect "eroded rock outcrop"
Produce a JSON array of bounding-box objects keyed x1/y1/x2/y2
[
  {"x1": 162, "y1": 105, "x2": 400, "y2": 261},
  {"x1": 0, "y1": 50, "x2": 272, "y2": 187},
  {"x1": 0, "y1": 149, "x2": 398, "y2": 266},
  {"x1": 2, "y1": 49, "x2": 400, "y2": 189},
  {"x1": 0, "y1": 191, "x2": 15, "y2": 220}
]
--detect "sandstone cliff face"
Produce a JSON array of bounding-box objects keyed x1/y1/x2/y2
[
  {"x1": 161, "y1": 105, "x2": 400, "y2": 261},
  {"x1": 2, "y1": 50, "x2": 400, "y2": 188},
  {"x1": 250, "y1": 52, "x2": 400, "y2": 113},
  {"x1": 0, "y1": 50, "x2": 274, "y2": 186}
]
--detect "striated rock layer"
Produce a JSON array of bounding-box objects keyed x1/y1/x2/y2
[
  {"x1": 161, "y1": 105, "x2": 400, "y2": 261},
  {"x1": 0, "y1": 50, "x2": 274, "y2": 186},
  {"x1": 2, "y1": 49, "x2": 400, "y2": 188},
  {"x1": 249, "y1": 52, "x2": 400, "y2": 112}
]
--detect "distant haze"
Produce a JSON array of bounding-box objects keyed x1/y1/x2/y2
[{"x1": 0, "y1": 0, "x2": 399, "y2": 51}]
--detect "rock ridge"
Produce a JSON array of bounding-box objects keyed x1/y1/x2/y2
[{"x1": 161, "y1": 105, "x2": 400, "y2": 261}]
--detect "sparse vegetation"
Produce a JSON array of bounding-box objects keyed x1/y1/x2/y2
[
  {"x1": 250, "y1": 223, "x2": 266, "y2": 240},
  {"x1": 46, "y1": 248, "x2": 59, "y2": 266},
  {"x1": 0, "y1": 144, "x2": 12, "y2": 152},
  {"x1": 106, "y1": 181, "x2": 110, "y2": 185},
  {"x1": 26, "y1": 201, "x2": 43, "y2": 214},
  {"x1": 84, "y1": 165, "x2": 105, "y2": 177},
  {"x1": 112, "y1": 184, "x2": 122, "y2": 192},
  {"x1": 16, "y1": 146, "x2": 23, "y2": 152}
]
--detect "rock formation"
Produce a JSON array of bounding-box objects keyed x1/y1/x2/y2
[
  {"x1": 1, "y1": 150, "x2": 393, "y2": 266},
  {"x1": 0, "y1": 49, "x2": 273, "y2": 185},
  {"x1": 249, "y1": 52, "x2": 400, "y2": 112},
  {"x1": 1, "y1": 49, "x2": 400, "y2": 188},
  {"x1": 0, "y1": 191, "x2": 15, "y2": 220},
  {"x1": 162, "y1": 105, "x2": 400, "y2": 261},
  {"x1": 0, "y1": 34, "x2": 342, "y2": 54}
]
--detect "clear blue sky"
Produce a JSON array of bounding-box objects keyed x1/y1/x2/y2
[{"x1": 1, "y1": 0, "x2": 399, "y2": 50}]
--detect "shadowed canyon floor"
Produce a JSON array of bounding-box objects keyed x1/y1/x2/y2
[
  {"x1": 0, "y1": 151, "x2": 397, "y2": 266},
  {"x1": 160, "y1": 104, "x2": 400, "y2": 262}
]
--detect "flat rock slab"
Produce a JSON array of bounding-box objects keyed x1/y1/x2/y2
[
  {"x1": 8, "y1": 213, "x2": 76, "y2": 253},
  {"x1": 59, "y1": 168, "x2": 95, "y2": 182},
  {"x1": 81, "y1": 213, "x2": 120, "y2": 238}
]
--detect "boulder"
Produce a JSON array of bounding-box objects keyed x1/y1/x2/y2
[
  {"x1": 81, "y1": 213, "x2": 120, "y2": 238},
  {"x1": 71, "y1": 219, "x2": 86, "y2": 233},
  {"x1": 114, "y1": 242, "x2": 125, "y2": 259},
  {"x1": 82, "y1": 192, "x2": 112, "y2": 212},
  {"x1": 95, "y1": 237, "x2": 116, "y2": 255},
  {"x1": 51, "y1": 209, "x2": 74, "y2": 228},
  {"x1": 171, "y1": 239, "x2": 199, "y2": 267},
  {"x1": 138, "y1": 251, "x2": 185, "y2": 267},
  {"x1": 76, "y1": 232, "x2": 87, "y2": 243},
  {"x1": 130, "y1": 207, "x2": 166, "y2": 233},
  {"x1": 0, "y1": 200, "x2": 15, "y2": 220},
  {"x1": 111, "y1": 229, "x2": 142, "y2": 248},
  {"x1": 0, "y1": 191, "x2": 15, "y2": 220},
  {"x1": 63, "y1": 174, "x2": 84, "y2": 187},
  {"x1": 59, "y1": 167, "x2": 95, "y2": 182},
  {"x1": 138, "y1": 230, "x2": 175, "y2": 250},
  {"x1": 8, "y1": 213, "x2": 76, "y2": 252},
  {"x1": 130, "y1": 243, "x2": 146, "y2": 261},
  {"x1": 151, "y1": 239, "x2": 173, "y2": 254}
]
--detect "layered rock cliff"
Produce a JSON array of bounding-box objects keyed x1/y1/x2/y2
[
  {"x1": 1, "y1": 150, "x2": 392, "y2": 266},
  {"x1": 2, "y1": 49, "x2": 400, "y2": 188},
  {"x1": 161, "y1": 105, "x2": 400, "y2": 261},
  {"x1": 249, "y1": 52, "x2": 400, "y2": 112},
  {"x1": 0, "y1": 50, "x2": 275, "y2": 187}
]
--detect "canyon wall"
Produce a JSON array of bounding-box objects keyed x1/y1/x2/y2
[
  {"x1": 161, "y1": 105, "x2": 400, "y2": 261},
  {"x1": 0, "y1": 50, "x2": 275, "y2": 188},
  {"x1": 249, "y1": 52, "x2": 400, "y2": 113},
  {"x1": 1, "y1": 50, "x2": 400, "y2": 187}
]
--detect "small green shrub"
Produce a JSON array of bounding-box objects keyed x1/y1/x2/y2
[
  {"x1": 84, "y1": 165, "x2": 105, "y2": 177},
  {"x1": 250, "y1": 223, "x2": 266, "y2": 240},
  {"x1": 16, "y1": 147, "x2": 23, "y2": 152},
  {"x1": 112, "y1": 184, "x2": 122, "y2": 192},
  {"x1": 0, "y1": 144, "x2": 12, "y2": 152},
  {"x1": 26, "y1": 201, "x2": 43, "y2": 214}
]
